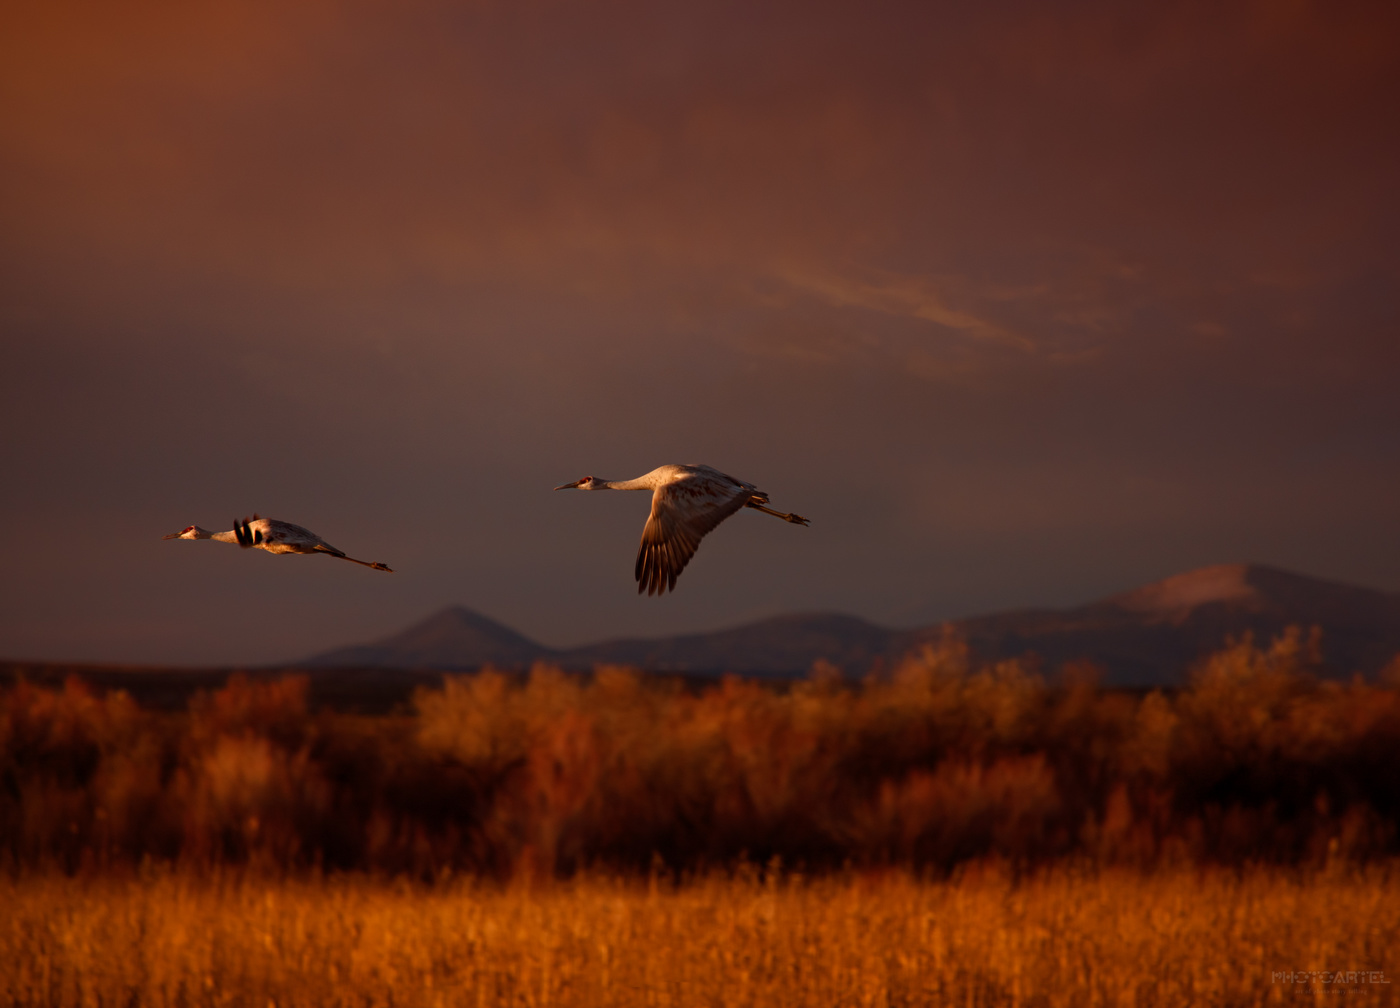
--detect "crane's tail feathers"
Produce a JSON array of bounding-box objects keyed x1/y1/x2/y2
[{"x1": 745, "y1": 502, "x2": 811, "y2": 526}]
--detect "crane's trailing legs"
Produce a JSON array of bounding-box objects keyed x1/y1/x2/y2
[
  {"x1": 745, "y1": 500, "x2": 810, "y2": 525},
  {"x1": 312, "y1": 544, "x2": 394, "y2": 572}
]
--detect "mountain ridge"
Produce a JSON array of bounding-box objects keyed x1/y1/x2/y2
[{"x1": 296, "y1": 563, "x2": 1400, "y2": 685}]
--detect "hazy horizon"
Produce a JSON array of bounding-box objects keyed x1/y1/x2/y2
[{"x1": 3, "y1": 0, "x2": 1397, "y2": 665}]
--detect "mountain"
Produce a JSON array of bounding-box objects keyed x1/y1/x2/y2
[
  {"x1": 295, "y1": 563, "x2": 1400, "y2": 684},
  {"x1": 299, "y1": 607, "x2": 887, "y2": 678},
  {"x1": 301, "y1": 607, "x2": 546, "y2": 669},
  {"x1": 900, "y1": 564, "x2": 1400, "y2": 685},
  {"x1": 560, "y1": 613, "x2": 894, "y2": 675}
]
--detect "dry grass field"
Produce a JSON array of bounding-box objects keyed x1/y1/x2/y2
[
  {"x1": 4, "y1": 863, "x2": 1398, "y2": 1007},
  {"x1": 5, "y1": 632, "x2": 1400, "y2": 1005}
]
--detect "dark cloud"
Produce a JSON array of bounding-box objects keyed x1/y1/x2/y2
[{"x1": 2, "y1": 0, "x2": 1397, "y2": 663}]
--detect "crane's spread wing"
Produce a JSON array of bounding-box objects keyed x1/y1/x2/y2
[
  {"x1": 635, "y1": 475, "x2": 753, "y2": 595},
  {"x1": 234, "y1": 516, "x2": 262, "y2": 548},
  {"x1": 229, "y1": 515, "x2": 390, "y2": 569},
  {"x1": 262, "y1": 519, "x2": 323, "y2": 545},
  {"x1": 234, "y1": 516, "x2": 328, "y2": 551}
]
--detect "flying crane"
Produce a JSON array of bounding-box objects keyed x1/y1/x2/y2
[
  {"x1": 555, "y1": 464, "x2": 808, "y2": 595},
  {"x1": 162, "y1": 515, "x2": 394, "y2": 572}
]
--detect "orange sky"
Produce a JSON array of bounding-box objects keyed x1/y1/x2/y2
[{"x1": 2, "y1": 0, "x2": 1398, "y2": 663}]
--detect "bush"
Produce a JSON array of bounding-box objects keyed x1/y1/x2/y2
[{"x1": 3, "y1": 630, "x2": 1400, "y2": 877}]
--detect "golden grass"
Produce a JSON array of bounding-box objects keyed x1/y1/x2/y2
[{"x1": 4, "y1": 864, "x2": 1398, "y2": 1007}]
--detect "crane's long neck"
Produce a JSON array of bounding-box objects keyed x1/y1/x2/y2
[
  {"x1": 207, "y1": 528, "x2": 240, "y2": 544},
  {"x1": 597, "y1": 477, "x2": 653, "y2": 491}
]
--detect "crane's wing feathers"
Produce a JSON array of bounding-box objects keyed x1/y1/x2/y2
[
  {"x1": 233, "y1": 517, "x2": 264, "y2": 548},
  {"x1": 262, "y1": 519, "x2": 321, "y2": 543},
  {"x1": 634, "y1": 475, "x2": 753, "y2": 596},
  {"x1": 234, "y1": 516, "x2": 333, "y2": 551}
]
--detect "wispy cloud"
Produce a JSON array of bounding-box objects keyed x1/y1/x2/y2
[{"x1": 772, "y1": 266, "x2": 1033, "y2": 350}]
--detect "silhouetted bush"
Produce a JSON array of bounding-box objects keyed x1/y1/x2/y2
[{"x1": 3, "y1": 630, "x2": 1400, "y2": 877}]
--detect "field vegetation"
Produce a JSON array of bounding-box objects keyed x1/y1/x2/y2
[
  {"x1": 3, "y1": 629, "x2": 1400, "y2": 1004},
  {"x1": 4, "y1": 629, "x2": 1398, "y2": 877},
  {"x1": 6, "y1": 863, "x2": 1399, "y2": 1006}
]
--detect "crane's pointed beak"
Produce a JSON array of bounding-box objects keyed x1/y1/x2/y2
[
  {"x1": 161, "y1": 531, "x2": 183, "y2": 539},
  {"x1": 554, "y1": 479, "x2": 585, "y2": 490}
]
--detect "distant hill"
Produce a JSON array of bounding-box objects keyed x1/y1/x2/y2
[
  {"x1": 302, "y1": 607, "x2": 544, "y2": 669},
  {"x1": 902, "y1": 564, "x2": 1400, "y2": 685},
  {"x1": 559, "y1": 612, "x2": 895, "y2": 675},
  {"x1": 295, "y1": 563, "x2": 1400, "y2": 685}
]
